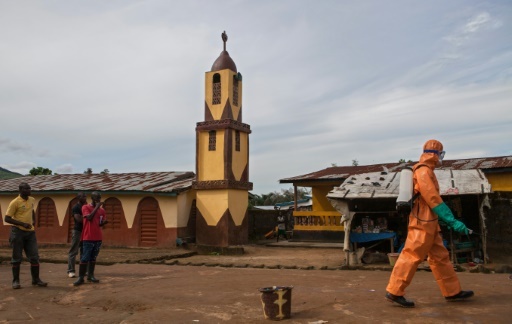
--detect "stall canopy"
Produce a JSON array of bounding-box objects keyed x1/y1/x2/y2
[{"x1": 327, "y1": 169, "x2": 491, "y2": 200}]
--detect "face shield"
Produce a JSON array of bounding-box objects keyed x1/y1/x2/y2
[{"x1": 424, "y1": 149, "x2": 445, "y2": 161}]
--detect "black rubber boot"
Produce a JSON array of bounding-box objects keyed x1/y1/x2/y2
[
  {"x1": 12, "y1": 263, "x2": 21, "y2": 289},
  {"x1": 87, "y1": 262, "x2": 100, "y2": 283},
  {"x1": 445, "y1": 290, "x2": 474, "y2": 301},
  {"x1": 385, "y1": 292, "x2": 415, "y2": 307},
  {"x1": 31, "y1": 264, "x2": 48, "y2": 287},
  {"x1": 73, "y1": 263, "x2": 88, "y2": 286}
]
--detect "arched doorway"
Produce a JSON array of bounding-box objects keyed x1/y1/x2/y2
[
  {"x1": 137, "y1": 197, "x2": 160, "y2": 246},
  {"x1": 36, "y1": 197, "x2": 65, "y2": 243},
  {"x1": 104, "y1": 197, "x2": 124, "y2": 230},
  {"x1": 101, "y1": 197, "x2": 133, "y2": 246},
  {"x1": 37, "y1": 197, "x2": 57, "y2": 228}
]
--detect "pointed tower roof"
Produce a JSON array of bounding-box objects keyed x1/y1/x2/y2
[{"x1": 211, "y1": 31, "x2": 237, "y2": 72}]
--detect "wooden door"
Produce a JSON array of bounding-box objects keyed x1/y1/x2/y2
[
  {"x1": 139, "y1": 197, "x2": 158, "y2": 246},
  {"x1": 37, "y1": 198, "x2": 56, "y2": 228},
  {"x1": 104, "y1": 198, "x2": 123, "y2": 230}
]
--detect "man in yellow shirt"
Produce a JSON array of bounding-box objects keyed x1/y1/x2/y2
[{"x1": 5, "y1": 182, "x2": 48, "y2": 289}]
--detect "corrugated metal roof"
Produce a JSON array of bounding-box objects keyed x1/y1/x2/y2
[
  {"x1": 327, "y1": 169, "x2": 491, "y2": 200},
  {"x1": 0, "y1": 171, "x2": 195, "y2": 194},
  {"x1": 280, "y1": 155, "x2": 512, "y2": 183}
]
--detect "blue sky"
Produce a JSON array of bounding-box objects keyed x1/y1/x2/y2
[{"x1": 1, "y1": 0, "x2": 511, "y2": 194}]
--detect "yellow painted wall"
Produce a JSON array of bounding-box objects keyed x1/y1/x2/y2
[
  {"x1": 312, "y1": 186, "x2": 337, "y2": 212},
  {"x1": 0, "y1": 194, "x2": 74, "y2": 226},
  {"x1": 486, "y1": 173, "x2": 512, "y2": 191},
  {"x1": 119, "y1": 195, "x2": 141, "y2": 228},
  {"x1": 204, "y1": 70, "x2": 242, "y2": 120},
  {"x1": 232, "y1": 131, "x2": 248, "y2": 180},
  {"x1": 155, "y1": 196, "x2": 177, "y2": 228},
  {"x1": 0, "y1": 195, "x2": 20, "y2": 225},
  {"x1": 196, "y1": 190, "x2": 228, "y2": 226},
  {"x1": 196, "y1": 189, "x2": 247, "y2": 226},
  {"x1": 0, "y1": 193, "x2": 183, "y2": 229},
  {"x1": 228, "y1": 190, "x2": 248, "y2": 226},
  {"x1": 98, "y1": 194, "x2": 180, "y2": 229},
  {"x1": 198, "y1": 130, "x2": 225, "y2": 180},
  {"x1": 176, "y1": 190, "x2": 196, "y2": 227}
]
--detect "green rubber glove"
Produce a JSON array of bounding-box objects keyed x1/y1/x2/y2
[{"x1": 432, "y1": 202, "x2": 468, "y2": 235}]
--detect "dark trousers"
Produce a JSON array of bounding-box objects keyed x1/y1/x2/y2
[
  {"x1": 81, "y1": 241, "x2": 102, "y2": 263},
  {"x1": 67, "y1": 229, "x2": 83, "y2": 273},
  {"x1": 10, "y1": 227, "x2": 40, "y2": 265}
]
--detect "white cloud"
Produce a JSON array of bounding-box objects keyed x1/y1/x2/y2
[
  {"x1": 444, "y1": 11, "x2": 502, "y2": 46},
  {"x1": 54, "y1": 164, "x2": 74, "y2": 174},
  {"x1": 1, "y1": 1, "x2": 511, "y2": 194}
]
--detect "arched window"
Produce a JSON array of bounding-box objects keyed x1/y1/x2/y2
[
  {"x1": 233, "y1": 76, "x2": 239, "y2": 106},
  {"x1": 37, "y1": 197, "x2": 57, "y2": 227},
  {"x1": 103, "y1": 197, "x2": 124, "y2": 230},
  {"x1": 209, "y1": 130, "x2": 217, "y2": 151},
  {"x1": 212, "y1": 73, "x2": 221, "y2": 105}
]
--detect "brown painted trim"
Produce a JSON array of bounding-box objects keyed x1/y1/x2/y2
[
  {"x1": 246, "y1": 137, "x2": 250, "y2": 180},
  {"x1": 204, "y1": 101, "x2": 214, "y2": 121},
  {"x1": 241, "y1": 164, "x2": 249, "y2": 182},
  {"x1": 195, "y1": 132, "x2": 200, "y2": 179},
  {"x1": 196, "y1": 208, "x2": 248, "y2": 247},
  {"x1": 221, "y1": 98, "x2": 233, "y2": 120},
  {"x1": 196, "y1": 208, "x2": 228, "y2": 246},
  {"x1": 196, "y1": 120, "x2": 251, "y2": 133},
  {"x1": 192, "y1": 180, "x2": 253, "y2": 190},
  {"x1": 227, "y1": 168, "x2": 236, "y2": 182},
  {"x1": 229, "y1": 212, "x2": 248, "y2": 245},
  {"x1": 225, "y1": 129, "x2": 233, "y2": 181},
  {"x1": 237, "y1": 105, "x2": 242, "y2": 122}
]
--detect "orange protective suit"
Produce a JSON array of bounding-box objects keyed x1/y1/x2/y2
[{"x1": 386, "y1": 139, "x2": 461, "y2": 297}]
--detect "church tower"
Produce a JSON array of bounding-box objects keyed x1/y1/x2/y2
[{"x1": 193, "y1": 31, "x2": 252, "y2": 253}]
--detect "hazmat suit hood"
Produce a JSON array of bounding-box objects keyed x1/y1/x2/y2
[{"x1": 418, "y1": 139, "x2": 443, "y2": 169}]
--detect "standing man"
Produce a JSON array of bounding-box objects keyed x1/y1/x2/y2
[
  {"x1": 74, "y1": 191, "x2": 107, "y2": 286},
  {"x1": 4, "y1": 182, "x2": 48, "y2": 289},
  {"x1": 276, "y1": 209, "x2": 287, "y2": 242},
  {"x1": 385, "y1": 139, "x2": 473, "y2": 307},
  {"x1": 67, "y1": 192, "x2": 87, "y2": 278}
]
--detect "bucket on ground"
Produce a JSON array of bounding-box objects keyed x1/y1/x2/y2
[
  {"x1": 387, "y1": 253, "x2": 400, "y2": 266},
  {"x1": 258, "y1": 286, "x2": 293, "y2": 320}
]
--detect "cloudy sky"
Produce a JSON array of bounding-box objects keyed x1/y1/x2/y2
[{"x1": 1, "y1": 0, "x2": 511, "y2": 194}]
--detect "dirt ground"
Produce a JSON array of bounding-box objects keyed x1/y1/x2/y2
[{"x1": 0, "y1": 244, "x2": 511, "y2": 323}]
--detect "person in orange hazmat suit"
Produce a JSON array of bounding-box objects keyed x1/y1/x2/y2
[{"x1": 385, "y1": 139, "x2": 474, "y2": 307}]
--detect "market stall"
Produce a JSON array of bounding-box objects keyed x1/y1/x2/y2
[{"x1": 328, "y1": 168, "x2": 491, "y2": 266}]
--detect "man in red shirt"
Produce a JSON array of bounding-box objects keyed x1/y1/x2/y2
[{"x1": 73, "y1": 191, "x2": 108, "y2": 286}]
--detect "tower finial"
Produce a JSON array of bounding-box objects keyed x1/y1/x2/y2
[{"x1": 222, "y1": 31, "x2": 228, "y2": 51}]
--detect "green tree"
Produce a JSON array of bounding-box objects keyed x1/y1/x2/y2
[
  {"x1": 84, "y1": 168, "x2": 93, "y2": 175},
  {"x1": 249, "y1": 187, "x2": 311, "y2": 208},
  {"x1": 352, "y1": 159, "x2": 359, "y2": 166},
  {"x1": 29, "y1": 167, "x2": 52, "y2": 175},
  {"x1": 100, "y1": 169, "x2": 110, "y2": 175}
]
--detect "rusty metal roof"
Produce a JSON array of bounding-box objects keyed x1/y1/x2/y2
[
  {"x1": 0, "y1": 172, "x2": 195, "y2": 195},
  {"x1": 280, "y1": 156, "x2": 512, "y2": 184},
  {"x1": 327, "y1": 169, "x2": 491, "y2": 201}
]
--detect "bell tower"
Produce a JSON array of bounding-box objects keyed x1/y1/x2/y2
[{"x1": 193, "y1": 31, "x2": 252, "y2": 254}]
